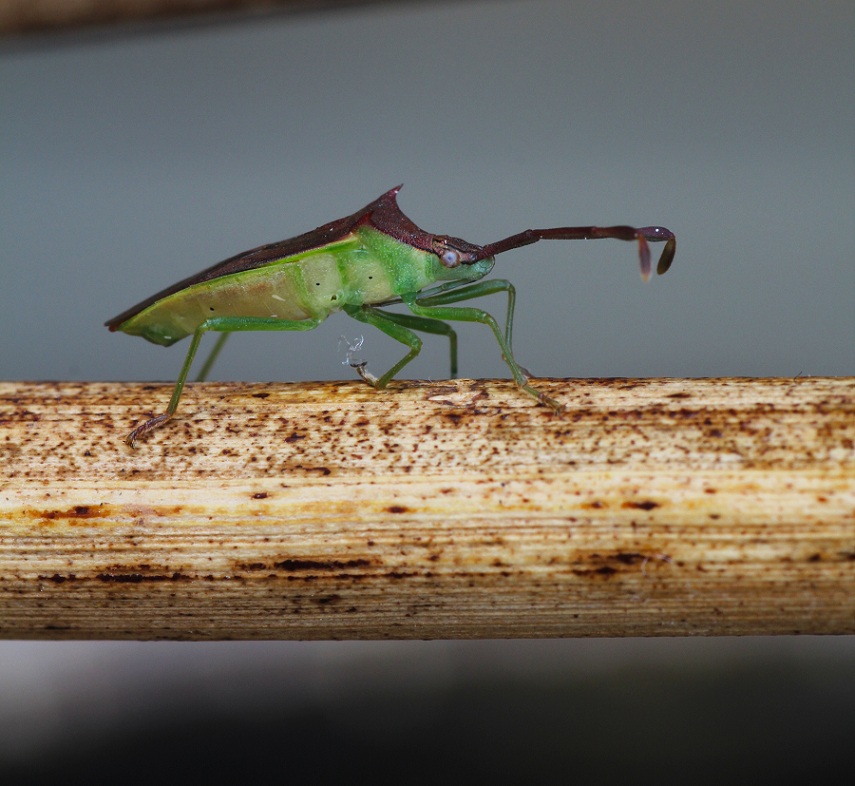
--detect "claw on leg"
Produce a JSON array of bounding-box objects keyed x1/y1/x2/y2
[
  {"x1": 351, "y1": 360, "x2": 380, "y2": 387},
  {"x1": 126, "y1": 413, "x2": 173, "y2": 448},
  {"x1": 537, "y1": 390, "x2": 565, "y2": 414}
]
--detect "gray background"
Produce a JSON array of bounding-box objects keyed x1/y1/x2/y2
[
  {"x1": 1, "y1": 0, "x2": 853, "y2": 779},
  {"x1": 2, "y1": 0, "x2": 852, "y2": 383}
]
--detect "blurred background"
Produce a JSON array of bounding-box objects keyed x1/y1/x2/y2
[{"x1": 1, "y1": 0, "x2": 853, "y2": 781}]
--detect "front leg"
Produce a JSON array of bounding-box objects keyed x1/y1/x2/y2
[{"x1": 406, "y1": 282, "x2": 563, "y2": 412}]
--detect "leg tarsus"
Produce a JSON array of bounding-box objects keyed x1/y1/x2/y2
[
  {"x1": 351, "y1": 360, "x2": 380, "y2": 387},
  {"x1": 126, "y1": 412, "x2": 174, "y2": 448},
  {"x1": 343, "y1": 304, "x2": 427, "y2": 389},
  {"x1": 530, "y1": 386, "x2": 564, "y2": 414}
]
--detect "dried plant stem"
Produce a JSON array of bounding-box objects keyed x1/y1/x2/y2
[
  {"x1": 0, "y1": 0, "x2": 372, "y2": 36},
  {"x1": 1, "y1": 377, "x2": 853, "y2": 640}
]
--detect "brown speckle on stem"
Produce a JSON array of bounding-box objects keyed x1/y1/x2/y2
[{"x1": 0, "y1": 377, "x2": 853, "y2": 640}]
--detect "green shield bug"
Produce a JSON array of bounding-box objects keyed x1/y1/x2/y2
[{"x1": 107, "y1": 186, "x2": 675, "y2": 446}]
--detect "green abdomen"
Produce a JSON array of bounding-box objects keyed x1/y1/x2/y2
[{"x1": 116, "y1": 229, "x2": 444, "y2": 346}]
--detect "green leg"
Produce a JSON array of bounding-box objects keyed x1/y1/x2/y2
[
  {"x1": 406, "y1": 280, "x2": 562, "y2": 412},
  {"x1": 417, "y1": 278, "x2": 517, "y2": 349},
  {"x1": 195, "y1": 332, "x2": 230, "y2": 382},
  {"x1": 126, "y1": 315, "x2": 322, "y2": 447},
  {"x1": 343, "y1": 304, "x2": 458, "y2": 387}
]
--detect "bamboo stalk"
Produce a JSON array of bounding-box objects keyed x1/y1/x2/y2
[{"x1": 1, "y1": 377, "x2": 853, "y2": 640}]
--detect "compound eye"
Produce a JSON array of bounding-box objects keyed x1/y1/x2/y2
[{"x1": 440, "y1": 248, "x2": 461, "y2": 268}]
